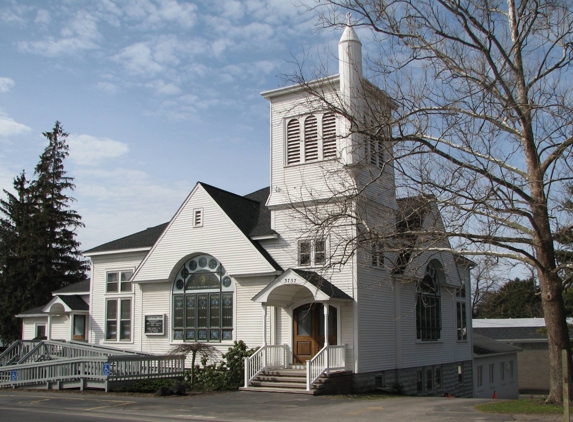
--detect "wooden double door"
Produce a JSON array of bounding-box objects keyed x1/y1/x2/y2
[{"x1": 293, "y1": 304, "x2": 337, "y2": 363}]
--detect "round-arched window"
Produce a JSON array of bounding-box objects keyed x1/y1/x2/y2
[{"x1": 172, "y1": 254, "x2": 233, "y2": 342}]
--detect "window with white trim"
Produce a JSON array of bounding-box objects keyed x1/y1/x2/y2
[
  {"x1": 172, "y1": 254, "x2": 233, "y2": 342},
  {"x1": 106, "y1": 298, "x2": 131, "y2": 341},
  {"x1": 298, "y1": 239, "x2": 327, "y2": 267},
  {"x1": 106, "y1": 270, "x2": 133, "y2": 293},
  {"x1": 35, "y1": 324, "x2": 46, "y2": 340},
  {"x1": 371, "y1": 241, "x2": 384, "y2": 268},
  {"x1": 416, "y1": 263, "x2": 441, "y2": 341},
  {"x1": 477, "y1": 365, "x2": 483, "y2": 387},
  {"x1": 456, "y1": 283, "x2": 467, "y2": 341},
  {"x1": 489, "y1": 363, "x2": 495, "y2": 384},
  {"x1": 73, "y1": 314, "x2": 86, "y2": 341},
  {"x1": 500, "y1": 361, "x2": 505, "y2": 381}
]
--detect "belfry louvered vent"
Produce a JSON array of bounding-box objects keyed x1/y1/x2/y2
[
  {"x1": 304, "y1": 115, "x2": 318, "y2": 161},
  {"x1": 322, "y1": 113, "x2": 336, "y2": 159},
  {"x1": 287, "y1": 119, "x2": 300, "y2": 164}
]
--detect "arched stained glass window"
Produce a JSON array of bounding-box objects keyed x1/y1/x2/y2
[
  {"x1": 172, "y1": 254, "x2": 233, "y2": 342},
  {"x1": 416, "y1": 263, "x2": 441, "y2": 341}
]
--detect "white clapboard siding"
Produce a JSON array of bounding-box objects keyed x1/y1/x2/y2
[
  {"x1": 134, "y1": 184, "x2": 278, "y2": 283},
  {"x1": 356, "y1": 261, "x2": 397, "y2": 372},
  {"x1": 50, "y1": 315, "x2": 69, "y2": 341},
  {"x1": 90, "y1": 251, "x2": 147, "y2": 348},
  {"x1": 396, "y1": 275, "x2": 471, "y2": 368},
  {"x1": 264, "y1": 206, "x2": 356, "y2": 297},
  {"x1": 235, "y1": 277, "x2": 274, "y2": 348},
  {"x1": 21, "y1": 317, "x2": 47, "y2": 340}
]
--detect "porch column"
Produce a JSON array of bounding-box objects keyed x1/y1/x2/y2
[
  {"x1": 323, "y1": 303, "x2": 330, "y2": 373},
  {"x1": 323, "y1": 304, "x2": 329, "y2": 347},
  {"x1": 262, "y1": 304, "x2": 267, "y2": 347},
  {"x1": 47, "y1": 314, "x2": 52, "y2": 340}
]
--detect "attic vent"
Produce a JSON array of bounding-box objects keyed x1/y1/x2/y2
[
  {"x1": 286, "y1": 119, "x2": 300, "y2": 164},
  {"x1": 193, "y1": 209, "x2": 203, "y2": 227},
  {"x1": 322, "y1": 113, "x2": 336, "y2": 159},
  {"x1": 304, "y1": 115, "x2": 318, "y2": 162}
]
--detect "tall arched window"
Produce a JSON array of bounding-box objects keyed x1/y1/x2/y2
[
  {"x1": 286, "y1": 119, "x2": 300, "y2": 164},
  {"x1": 172, "y1": 254, "x2": 233, "y2": 342},
  {"x1": 322, "y1": 113, "x2": 337, "y2": 159},
  {"x1": 304, "y1": 115, "x2": 318, "y2": 162},
  {"x1": 416, "y1": 263, "x2": 441, "y2": 341}
]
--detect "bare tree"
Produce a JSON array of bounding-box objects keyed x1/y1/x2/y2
[{"x1": 290, "y1": 0, "x2": 573, "y2": 402}]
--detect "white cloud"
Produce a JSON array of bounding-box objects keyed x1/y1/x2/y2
[
  {"x1": 34, "y1": 9, "x2": 50, "y2": 24},
  {"x1": 145, "y1": 79, "x2": 181, "y2": 95},
  {"x1": 0, "y1": 77, "x2": 15, "y2": 93},
  {"x1": 67, "y1": 134, "x2": 129, "y2": 166},
  {"x1": 18, "y1": 10, "x2": 101, "y2": 57},
  {"x1": 122, "y1": 0, "x2": 197, "y2": 29},
  {"x1": 0, "y1": 113, "x2": 31, "y2": 137},
  {"x1": 113, "y1": 42, "x2": 164, "y2": 76},
  {"x1": 97, "y1": 81, "x2": 119, "y2": 94}
]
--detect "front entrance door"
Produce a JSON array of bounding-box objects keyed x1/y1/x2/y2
[{"x1": 293, "y1": 304, "x2": 337, "y2": 363}]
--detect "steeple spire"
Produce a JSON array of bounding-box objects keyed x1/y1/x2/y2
[{"x1": 338, "y1": 15, "x2": 363, "y2": 165}]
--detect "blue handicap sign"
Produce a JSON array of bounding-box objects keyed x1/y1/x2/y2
[
  {"x1": 10, "y1": 370, "x2": 17, "y2": 381},
  {"x1": 103, "y1": 363, "x2": 110, "y2": 376}
]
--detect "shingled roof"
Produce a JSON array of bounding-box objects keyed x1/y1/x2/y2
[
  {"x1": 84, "y1": 223, "x2": 169, "y2": 254},
  {"x1": 83, "y1": 184, "x2": 279, "y2": 272},
  {"x1": 53, "y1": 279, "x2": 90, "y2": 295}
]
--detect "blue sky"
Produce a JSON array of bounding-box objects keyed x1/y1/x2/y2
[{"x1": 0, "y1": 0, "x2": 349, "y2": 251}]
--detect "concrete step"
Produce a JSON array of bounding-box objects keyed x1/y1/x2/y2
[
  {"x1": 256, "y1": 376, "x2": 307, "y2": 383},
  {"x1": 239, "y1": 386, "x2": 317, "y2": 395},
  {"x1": 249, "y1": 380, "x2": 309, "y2": 389}
]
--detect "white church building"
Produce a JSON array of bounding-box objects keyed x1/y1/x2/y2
[{"x1": 18, "y1": 24, "x2": 474, "y2": 396}]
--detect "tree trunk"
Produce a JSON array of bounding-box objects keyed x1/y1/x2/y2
[{"x1": 539, "y1": 270, "x2": 572, "y2": 403}]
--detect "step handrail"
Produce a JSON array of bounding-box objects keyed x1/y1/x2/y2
[
  {"x1": 244, "y1": 344, "x2": 289, "y2": 387},
  {"x1": 306, "y1": 345, "x2": 346, "y2": 391}
]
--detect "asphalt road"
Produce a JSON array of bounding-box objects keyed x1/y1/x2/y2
[{"x1": 0, "y1": 389, "x2": 561, "y2": 422}]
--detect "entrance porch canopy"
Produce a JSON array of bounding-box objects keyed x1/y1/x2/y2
[{"x1": 252, "y1": 268, "x2": 352, "y2": 308}]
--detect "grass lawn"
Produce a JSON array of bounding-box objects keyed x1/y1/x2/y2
[{"x1": 475, "y1": 399, "x2": 571, "y2": 415}]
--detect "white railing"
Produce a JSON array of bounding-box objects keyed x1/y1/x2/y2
[
  {"x1": 244, "y1": 344, "x2": 289, "y2": 387},
  {"x1": 16, "y1": 340, "x2": 144, "y2": 364},
  {"x1": 0, "y1": 354, "x2": 185, "y2": 391},
  {"x1": 306, "y1": 345, "x2": 346, "y2": 391},
  {"x1": 0, "y1": 341, "x2": 41, "y2": 366}
]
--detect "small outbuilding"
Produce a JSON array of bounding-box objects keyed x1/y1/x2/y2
[{"x1": 473, "y1": 333, "x2": 520, "y2": 399}]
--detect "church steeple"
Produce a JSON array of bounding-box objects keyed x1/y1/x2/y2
[{"x1": 338, "y1": 13, "x2": 363, "y2": 166}]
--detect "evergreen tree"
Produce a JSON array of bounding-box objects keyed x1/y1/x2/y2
[
  {"x1": 475, "y1": 277, "x2": 544, "y2": 319},
  {"x1": 0, "y1": 122, "x2": 88, "y2": 343}
]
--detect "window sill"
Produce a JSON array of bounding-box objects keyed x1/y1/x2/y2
[
  {"x1": 103, "y1": 340, "x2": 134, "y2": 345},
  {"x1": 415, "y1": 340, "x2": 443, "y2": 344}
]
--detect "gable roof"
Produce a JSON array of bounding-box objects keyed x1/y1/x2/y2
[
  {"x1": 84, "y1": 185, "x2": 277, "y2": 257},
  {"x1": 200, "y1": 183, "x2": 281, "y2": 272},
  {"x1": 52, "y1": 279, "x2": 90, "y2": 295},
  {"x1": 84, "y1": 223, "x2": 169, "y2": 254},
  {"x1": 57, "y1": 295, "x2": 89, "y2": 311}
]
